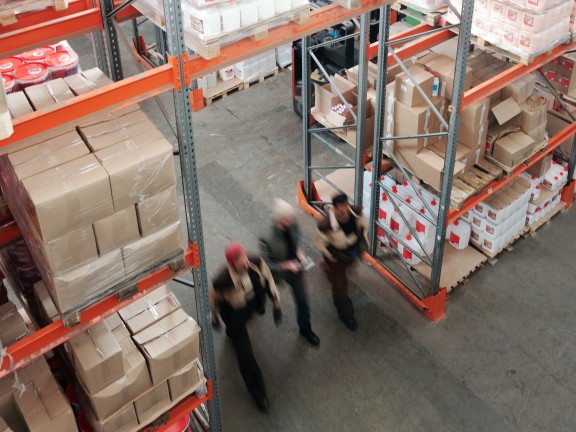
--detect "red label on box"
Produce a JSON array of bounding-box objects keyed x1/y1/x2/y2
[
  {"x1": 390, "y1": 219, "x2": 399, "y2": 232},
  {"x1": 403, "y1": 248, "x2": 412, "y2": 260},
  {"x1": 486, "y1": 224, "x2": 494, "y2": 234},
  {"x1": 547, "y1": 70, "x2": 555, "y2": 80},
  {"x1": 473, "y1": 217, "x2": 481, "y2": 227},
  {"x1": 566, "y1": 60, "x2": 574, "y2": 71},
  {"x1": 487, "y1": 210, "x2": 496, "y2": 221},
  {"x1": 449, "y1": 232, "x2": 460, "y2": 246},
  {"x1": 416, "y1": 220, "x2": 425, "y2": 234},
  {"x1": 379, "y1": 208, "x2": 387, "y2": 220},
  {"x1": 562, "y1": 77, "x2": 570, "y2": 88}
]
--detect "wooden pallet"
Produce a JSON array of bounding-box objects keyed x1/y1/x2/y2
[
  {"x1": 470, "y1": 226, "x2": 528, "y2": 262},
  {"x1": 450, "y1": 159, "x2": 503, "y2": 210},
  {"x1": 243, "y1": 68, "x2": 279, "y2": 89},
  {"x1": 392, "y1": 1, "x2": 447, "y2": 25},
  {"x1": 485, "y1": 139, "x2": 548, "y2": 177},
  {"x1": 470, "y1": 34, "x2": 572, "y2": 66},
  {"x1": 0, "y1": 0, "x2": 67, "y2": 25},
  {"x1": 184, "y1": 5, "x2": 310, "y2": 60},
  {"x1": 525, "y1": 201, "x2": 566, "y2": 237},
  {"x1": 202, "y1": 77, "x2": 245, "y2": 106}
]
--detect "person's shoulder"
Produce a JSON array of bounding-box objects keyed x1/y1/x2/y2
[
  {"x1": 317, "y1": 213, "x2": 332, "y2": 232},
  {"x1": 247, "y1": 254, "x2": 263, "y2": 266},
  {"x1": 212, "y1": 266, "x2": 231, "y2": 289},
  {"x1": 350, "y1": 205, "x2": 363, "y2": 216}
]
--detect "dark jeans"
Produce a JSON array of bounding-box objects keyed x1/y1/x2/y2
[
  {"x1": 324, "y1": 257, "x2": 355, "y2": 321},
  {"x1": 284, "y1": 271, "x2": 311, "y2": 330},
  {"x1": 219, "y1": 301, "x2": 266, "y2": 400}
]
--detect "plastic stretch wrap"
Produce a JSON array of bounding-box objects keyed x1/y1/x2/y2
[
  {"x1": 234, "y1": 50, "x2": 277, "y2": 83},
  {"x1": 275, "y1": 44, "x2": 292, "y2": 68},
  {"x1": 447, "y1": 0, "x2": 572, "y2": 57},
  {"x1": 0, "y1": 107, "x2": 183, "y2": 316},
  {"x1": 0, "y1": 0, "x2": 68, "y2": 22}
]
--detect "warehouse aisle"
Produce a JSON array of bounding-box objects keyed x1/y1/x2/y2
[{"x1": 70, "y1": 36, "x2": 576, "y2": 432}]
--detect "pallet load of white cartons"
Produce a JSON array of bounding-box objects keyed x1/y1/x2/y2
[
  {"x1": 234, "y1": 50, "x2": 277, "y2": 84},
  {"x1": 62, "y1": 285, "x2": 205, "y2": 432},
  {"x1": 400, "y1": 0, "x2": 446, "y2": 11},
  {"x1": 466, "y1": 177, "x2": 531, "y2": 256},
  {"x1": 446, "y1": 0, "x2": 572, "y2": 58},
  {"x1": 0, "y1": 302, "x2": 78, "y2": 432},
  {"x1": 523, "y1": 160, "x2": 568, "y2": 225},
  {"x1": 0, "y1": 106, "x2": 184, "y2": 319}
]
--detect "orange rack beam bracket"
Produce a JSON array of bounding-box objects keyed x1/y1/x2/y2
[
  {"x1": 297, "y1": 180, "x2": 447, "y2": 322},
  {"x1": 561, "y1": 180, "x2": 575, "y2": 209}
]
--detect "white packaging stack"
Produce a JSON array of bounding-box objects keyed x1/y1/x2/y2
[
  {"x1": 234, "y1": 51, "x2": 277, "y2": 83},
  {"x1": 0, "y1": 108, "x2": 184, "y2": 316},
  {"x1": 523, "y1": 162, "x2": 567, "y2": 226},
  {"x1": 275, "y1": 44, "x2": 292, "y2": 68},
  {"x1": 469, "y1": 177, "x2": 531, "y2": 255},
  {"x1": 447, "y1": 0, "x2": 572, "y2": 57}
]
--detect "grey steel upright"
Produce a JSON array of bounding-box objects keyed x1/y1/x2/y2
[{"x1": 164, "y1": 0, "x2": 222, "y2": 429}]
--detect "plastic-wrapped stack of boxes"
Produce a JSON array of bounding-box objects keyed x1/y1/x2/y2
[
  {"x1": 540, "y1": 53, "x2": 576, "y2": 99},
  {"x1": 466, "y1": 177, "x2": 531, "y2": 255},
  {"x1": 59, "y1": 285, "x2": 204, "y2": 432},
  {"x1": 234, "y1": 50, "x2": 277, "y2": 83},
  {"x1": 447, "y1": 0, "x2": 572, "y2": 57},
  {"x1": 400, "y1": 0, "x2": 446, "y2": 11},
  {"x1": 0, "y1": 302, "x2": 78, "y2": 432},
  {"x1": 523, "y1": 159, "x2": 568, "y2": 225},
  {"x1": 0, "y1": 106, "x2": 183, "y2": 317}
]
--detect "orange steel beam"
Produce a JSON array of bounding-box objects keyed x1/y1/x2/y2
[
  {"x1": 387, "y1": 28, "x2": 455, "y2": 67},
  {"x1": 0, "y1": 0, "x2": 92, "y2": 33},
  {"x1": 0, "y1": 247, "x2": 197, "y2": 378},
  {"x1": 185, "y1": 0, "x2": 388, "y2": 80},
  {"x1": 462, "y1": 41, "x2": 576, "y2": 109},
  {"x1": 0, "y1": 8, "x2": 103, "y2": 57},
  {"x1": 297, "y1": 180, "x2": 446, "y2": 321},
  {"x1": 0, "y1": 64, "x2": 174, "y2": 148},
  {"x1": 368, "y1": 23, "x2": 435, "y2": 59},
  {"x1": 147, "y1": 382, "x2": 213, "y2": 432},
  {"x1": 115, "y1": 4, "x2": 141, "y2": 22},
  {"x1": 448, "y1": 120, "x2": 576, "y2": 224}
]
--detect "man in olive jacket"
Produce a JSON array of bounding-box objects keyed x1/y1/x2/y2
[{"x1": 259, "y1": 199, "x2": 320, "y2": 347}]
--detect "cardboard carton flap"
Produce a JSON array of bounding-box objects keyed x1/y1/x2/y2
[{"x1": 491, "y1": 97, "x2": 521, "y2": 125}]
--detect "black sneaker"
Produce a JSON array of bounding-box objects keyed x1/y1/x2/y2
[
  {"x1": 299, "y1": 327, "x2": 320, "y2": 346},
  {"x1": 341, "y1": 317, "x2": 358, "y2": 332},
  {"x1": 254, "y1": 395, "x2": 270, "y2": 413}
]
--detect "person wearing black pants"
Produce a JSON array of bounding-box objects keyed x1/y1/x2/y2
[
  {"x1": 259, "y1": 199, "x2": 320, "y2": 347},
  {"x1": 210, "y1": 242, "x2": 282, "y2": 413}
]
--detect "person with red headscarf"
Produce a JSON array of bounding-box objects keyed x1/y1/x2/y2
[{"x1": 210, "y1": 242, "x2": 282, "y2": 413}]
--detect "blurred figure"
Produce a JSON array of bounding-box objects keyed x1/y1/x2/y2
[
  {"x1": 259, "y1": 199, "x2": 320, "y2": 347},
  {"x1": 316, "y1": 193, "x2": 368, "y2": 331},
  {"x1": 210, "y1": 242, "x2": 282, "y2": 412}
]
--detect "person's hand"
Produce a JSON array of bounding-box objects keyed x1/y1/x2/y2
[
  {"x1": 273, "y1": 307, "x2": 282, "y2": 325},
  {"x1": 297, "y1": 248, "x2": 306, "y2": 263},
  {"x1": 281, "y1": 261, "x2": 301, "y2": 273}
]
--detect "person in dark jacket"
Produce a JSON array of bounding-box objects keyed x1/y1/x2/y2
[
  {"x1": 210, "y1": 242, "x2": 282, "y2": 412},
  {"x1": 316, "y1": 193, "x2": 368, "y2": 331},
  {"x1": 259, "y1": 199, "x2": 320, "y2": 347}
]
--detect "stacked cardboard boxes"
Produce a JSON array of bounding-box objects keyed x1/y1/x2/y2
[
  {"x1": 466, "y1": 177, "x2": 531, "y2": 255},
  {"x1": 485, "y1": 74, "x2": 548, "y2": 169},
  {"x1": 0, "y1": 108, "x2": 183, "y2": 316},
  {"x1": 68, "y1": 286, "x2": 204, "y2": 432},
  {"x1": 523, "y1": 160, "x2": 567, "y2": 226},
  {"x1": 540, "y1": 53, "x2": 576, "y2": 99}
]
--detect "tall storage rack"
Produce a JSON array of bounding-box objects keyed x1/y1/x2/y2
[
  {"x1": 0, "y1": 0, "x2": 389, "y2": 430},
  {"x1": 299, "y1": 1, "x2": 576, "y2": 321}
]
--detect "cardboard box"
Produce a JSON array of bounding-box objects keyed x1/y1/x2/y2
[
  {"x1": 133, "y1": 309, "x2": 201, "y2": 385},
  {"x1": 51, "y1": 248, "x2": 126, "y2": 314},
  {"x1": 314, "y1": 75, "x2": 357, "y2": 114},
  {"x1": 519, "y1": 96, "x2": 548, "y2": 132},
  {"x1": 93, "y1": 206, "x2": 140, "y2": 255},
  {"x1": 95, "y1": 139, "x2": 176, "y2": 211},
  {"x1": 0, "y1": 304, "x2": 28, "y2": 346},
  {"x1": 86, "y1": 334, "x2": 152, "y2": 420},
  {"x1": 41, "y1": 224, "x2": 99, "y2": 275},
  {"x1": 392, "y1": 96, "x2": 445, "y2": 134},
  {"x1": 33, "y1": 281, "x2": 59, "y2": 323},
  {"x1": 346, "y1": 61, "x2": 378, "y2": 87},
  {"x1": 0, "y1": 417, "x2": 13, "y2": 432},
  {"x1": 104, "y1": 313, "x2": 124, "y2": 333},
  {"x1": 13, "y1": 372, "x2": 78, "y2": 432},
  {"x1": 81, "y1": 68, "x2": 114, "y2": 88},
  {"x1": 394, "y1": 147, "x2": 465, "y2": 190},
  {"x1": 6, "y1": 92, "x2": 34, "y2": 118},
  {"x1": 0, "y1": 358, "x2": 50, "y2": 431},
  {"x1": 491, "y1": 97, "x2": 521, "y2": 126},
  {"x1": 344, "y1": 100, "x2": 376, "y2": 150},
  {"x1": 168, "y1": 361, "x2": 204, "y2": 402},
  {"x1": 492, "y1": 132, "x2": 535, "y2": 168},
  {"x1": 78, "y1": 109, "x2": 148, "y2": 138},
  {"x1": 24, "y1": 79, "x2": 75, "y2": 110},
  {"x1": 458, "y1": 118, "x2": 489, "y2": 150},
  {"x1": 394, "y1": 66, "x2": 434, "y2": 107},
  {"x1": 418, "y1": 53, "x2": 473, "y2": 100},
  {"x1": 68, "y1": 321, "x2": 124, "y2": 395},
  {"x1": 524, "y1": 123, "x2": 546, "y2": 143},
  {"x1": 502, "y1": 73, "x2": 537, "y2": 103},
  {"x1": 85, "y1": 121, "x2": 164, "y2": 153},
  {"x1": 133, "y1": 381, "x2": 171, "y2": 424},
  {"x1": 63, "y1": 73, "x2": 98, "y2": 96},
  {"x1": 136, "y1": 187, "x2": 179, "y2": 237},
  {"x1": 526, "y1": 153, "x2": 552, "y2": 177},
  {"x1": 430, "y1": 139, "x2": 476, "y2": 171},
  {"x1": 118, "y1": 285, "x2": 181, "y2": 335},
  {"x1": 22, "y1": 154, "x2": 115, "y2": 242},
  {"x1": 461, "y1": 98, "x2": 490, "y2": 128},
  {"x1": 84, "y1": 402, "x2": 138, "y2": 432},
  {"x1": 8, "y1": 130, "x2": 85, "y2": 167},
  {"x1": 122, "y1": 222, "x2": 183, "y2": 279}
]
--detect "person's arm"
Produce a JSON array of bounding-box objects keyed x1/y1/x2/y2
[
  {"x1": 259, "y1": 239, "x2": 283, "y2": 272},
  {"x1": 209, "y1": 284, "x2": 221, "y2": 327},
  {"x1": 296, "y1": 225, "x2": 306, "y2": 263},
  {"x1": 316, "y1": 217, "x2": 336, "y2": 262},
  {"x1": 257, "y1": 258, "x2": 282, "y2": 324}
]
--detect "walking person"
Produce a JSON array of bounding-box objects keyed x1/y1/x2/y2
[
  {"x1": 316, "y1": 193, "x2": 368, "y2": 332},
  {"x1": 210, "y1": 242, "x2": 282, "y2": 412},
  {"x1": 259, "y1": 199, "x2": 320, "y2": 347}
]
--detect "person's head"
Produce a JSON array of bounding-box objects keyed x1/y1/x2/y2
[
  {"x1": 225, "y1": 242, "x2": 249, "y2": 273},
  {"x1": 273, "y1": 198, "x2": 296, "y2": 231},
  {"x1": 332, "y1": 193, "x2": 350, "y2": 221}
]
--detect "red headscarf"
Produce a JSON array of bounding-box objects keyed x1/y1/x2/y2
[{"x1": 225, "y1": 242, "x2": 246, "y2": 267}]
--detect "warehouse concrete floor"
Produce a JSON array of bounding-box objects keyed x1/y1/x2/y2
[{"x1": 69, "y1": 31, "x2": 576, "y2": 432}]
